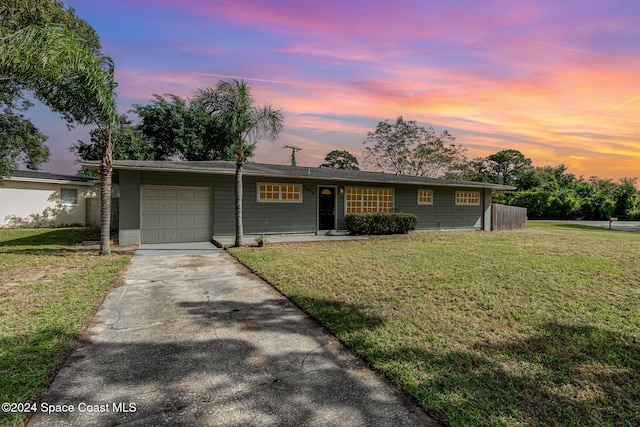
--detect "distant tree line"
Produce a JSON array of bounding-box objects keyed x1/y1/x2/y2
[
  {"x1": 356, "y1": 117, "x2": 639, "y2": 220},
  {"x1": 454, "y1": 149, "x2": 640, "y2": 220}
]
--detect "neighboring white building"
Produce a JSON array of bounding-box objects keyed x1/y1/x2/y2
[{"x1": 0, "y1": 171, "x2": 98, "y2": 227}]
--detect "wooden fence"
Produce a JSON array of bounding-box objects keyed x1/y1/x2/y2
[
  {"x1": 492, "y1": 203, "x2": 527, "y2": 231},
  {"x1": 85, "y1": 198, "x2": 119, "y2": 230}
]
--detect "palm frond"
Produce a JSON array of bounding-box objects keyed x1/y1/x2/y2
[{"x1": 0, "y1": 24, "x2": 117, "y2": 127}]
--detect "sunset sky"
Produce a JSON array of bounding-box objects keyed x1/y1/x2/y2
[{"x1": 31, "y1": 0, "x2": 640, "y2": 180}]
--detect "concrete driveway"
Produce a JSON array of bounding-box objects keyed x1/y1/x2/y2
[{"x1": 28, "y1": 243, "x2": 436, "y2": 426}]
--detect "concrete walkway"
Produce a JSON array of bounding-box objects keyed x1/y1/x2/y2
[{"x1": 28, "y1": 243, "x2": 436, "y2": 426}]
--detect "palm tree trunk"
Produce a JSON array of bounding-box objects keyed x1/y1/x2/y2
[
  {"x1": 234, "y1": 161, "x2": 244, "y2": 247},
  {"x1": 100, "y1": 124, "x2": 113, "y2": 255},
  {"x1": 234, "y1": 137, "x2": 245, "y2": 247}
]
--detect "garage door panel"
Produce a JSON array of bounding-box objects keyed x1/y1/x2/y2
[
  {"x1": 142, "y1": 187, "x2": 160, "y2": 198},
  {"x1": 179, "y1": 202, "x2": 198, "y2": 213},
  {"x1": 142, "y1": 202, "x2": 160, "y2": 213},
  {"x1": 140, "y1": 185, "x2": 212, "y2": 243},
  {"x1": 178, "y1": 215, "x2": 209, "y2": 227},
  {"x1": 179, "y1": 188, "x2": 197, "y2": 198},
  {"x1": 161, "y1": 188, "x2": 179, "y2": 198},
  {"x1": 195, "y1": 189, "x2": 210, "y2": 198},
  {"x1": 160, "y1": 202, "x2": 179, "y2": 213},
  {"x1": 161, "y1": 216, "x2": 179, "y2": 227},
  {"x1": 141, "y1": 217, "x2": 161, "y2": 227}
]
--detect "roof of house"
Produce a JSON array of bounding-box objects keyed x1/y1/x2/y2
[
  {"x1": 82, "y1": 160, "x2": 515, "y2": 190},
  {"x1": 4, "y1": 170, "x2": 98, "y2": 186}
]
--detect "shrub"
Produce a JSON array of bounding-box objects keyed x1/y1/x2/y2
[{"x1": 345, "y1": 212, "x2": 418, "y2": 235}]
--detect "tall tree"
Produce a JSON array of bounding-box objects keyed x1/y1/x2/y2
[
  {"x1": 485, "y1": 149, "x2": 533, "y2": 185},
  {"x1": 195, "y1": 80, "x2": 284, "y2": 246},
  {"x1": 0, "y1": 0, "x2": 100, "y2": 178},
  {"x1": 1, "y1": 21, "x2": 118, "y2": 255},
  {"x1": 71, "y1": 114, "x2": 153, "y2": 166},
  {"x1": 320, "y1": 150, "x2": 359, "y2": 170},
  {"x1": 0, "y1": 81, "x2": 49, "y2": 176},
  {"x1": 134, "y1": 93, "x2": 242, "y2": 161},
  {"x1": 362, "y1": 116, "x2": 467, "y2": 177}
]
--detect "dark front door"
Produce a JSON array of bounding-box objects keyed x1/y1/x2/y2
[{"x1": 318, "y1": 187, "x2": 336, "y2": 230}]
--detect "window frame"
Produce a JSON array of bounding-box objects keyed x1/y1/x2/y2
[
  {"x1": 60, "y1": 188, "x2": 78, "y2": 206},
  {"x1": 345, "y1": 186, "x2": 394, "y2": 215},
  {"x1": 417, "y1": 189, "x2": 434, "y2": 205},
  {"x1": 256, "y1": 182, "x2": 303, "y2": 203},
  {"x1": 455, "y1": 190, "x2": 480, "y2": 206}
]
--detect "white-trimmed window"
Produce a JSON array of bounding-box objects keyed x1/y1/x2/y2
[
  {"x1": 60, "y1": 188, "x2": 78, "y2": 206},
  {"x1": 257, "y1": 183, "x2": 302, "y2": 202},
  {"x1": 455, "y1": 191, "x2": 480, "y2": 206},
  {"x1": 345, "y1": 187, "x2": 393, "y2": 214},
  {"x1": 417, "y1": 189, "x2": 433, "y2": 205}
]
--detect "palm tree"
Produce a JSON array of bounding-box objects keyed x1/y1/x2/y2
[
  {"x1": 195, "y1": 80, "x2": 284, "y2": 246},
  {"x1": 1, "y1": 25, "x2": 118, "y2": 254}
]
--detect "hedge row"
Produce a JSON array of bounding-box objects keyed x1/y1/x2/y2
[{"x1": 345, "y1": 212, "x2": 418, "y2": 235}]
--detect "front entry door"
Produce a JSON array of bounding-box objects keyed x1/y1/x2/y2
[{"x1": 318, "y1": 187, "x2": 336, "y2": 230}]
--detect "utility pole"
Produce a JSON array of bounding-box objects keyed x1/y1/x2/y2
[{"x1": 283, "y1": 145, "x2": 302, "y2": 166}]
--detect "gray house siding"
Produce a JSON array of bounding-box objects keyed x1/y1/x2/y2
[
  {"x1": 118, "y1": 169, "x2": 141, "y2": 245},
  {"x1": 394, "y1": 186, "x2": 484, "y2": 230},
  {"x1": 113, "y1": 163, "x2": 508, "y2": 245},
  {"x1": 242, "y1": 176, "x2": 317, "y2": 235},
  {"x1": 211, "y1": 175, "x2": 235, "y2": 237}
]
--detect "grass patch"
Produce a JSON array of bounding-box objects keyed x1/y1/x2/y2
[
  {"x1": 0, "y1": 228, "x2": 133, "y2": 427},
  {"x1": 231, "y1": 226, "x2": 640, "y2": 426}
]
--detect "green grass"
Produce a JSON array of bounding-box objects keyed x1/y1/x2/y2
[
  {"x1": 0, "y1": 228, "x2": 133, "y2": 427},
  {"x1": 231, "y1": 224, "x2": 640, "y2": 426}
]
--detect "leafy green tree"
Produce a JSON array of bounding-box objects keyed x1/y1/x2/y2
[
  {"x1": 72, "y1": 114, "x2": 153, "y2": 168},
  {"x1": 0, "y1": 82, "x2": 49, "y2": 176},
  {"x1": 485, "y1": 149, "x2": 533, "y2": 186},
  {"x1": 446, "y1": 156, "x2": 492, "y2": 182},
  {"x1": 498, "y1": 160, "x2": 639, "y2": 220},
  {"x1": 363, "y1": 116, "x2": 467, "y2": 178},
  {"x1": 0, "y1": 0, "x2": 100, "y2": 177},
  {"x1": 615, "y1": 178, "x2": 640, "y2": 219},
  {"x1": 134, "y1": 93, "x2": 244, "y2": 161},
  {"x1": 320, "y1": 150, "x2": 359, "y2": 170},
  {"x1": 516, "y1": 164, "x2": 576, "y2": 191},
  {"x1": 195, "y1": 80, "x2": 284, "y2": 246},
  {"x1": 1, "y1": 10, "x2": 118, "y2": 255}
]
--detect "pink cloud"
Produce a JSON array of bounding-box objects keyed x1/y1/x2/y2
[{"x1": 53, "y1": 0, "x2": 640, "y2": 180}]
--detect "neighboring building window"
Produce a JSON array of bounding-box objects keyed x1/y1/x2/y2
[
  {"x1": 257, "y1": 183, "x2": 302, "y2": 202},
  {"x1": 417, "y1": 189, "x2": 433, "y2": 205},
  {"x1": 345, "y1": 187, "x2": 393, "y2": 214},
  {"x1": 456, "y1": 191, "x2": 480, "y2": 206},
  {"x1": 60, "y1": 188, "x2": 78, "y2": 205}
]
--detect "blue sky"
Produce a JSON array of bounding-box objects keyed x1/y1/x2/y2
[{"x1": 30, "y1": 0, "x2": 640, "y2": 180}]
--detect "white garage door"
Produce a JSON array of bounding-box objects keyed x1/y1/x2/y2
[{"x1": 140, "y1": 185, "x2": 212, "y2": 243}]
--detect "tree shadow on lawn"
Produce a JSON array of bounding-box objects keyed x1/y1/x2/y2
[
  {"x1": 540, "y1": 223, "x2": 613, "y2": 232},
  {"x1": 0, "y1": 327, "x2": 80, "y2": 426},
  {"x1": 0, "y1": 228, "x2": 99, "y2": 247},
  {"x1": 25, "y1": 298, "x2": 433, "y2": 427},
  {"x1": 380, "y1": 322, "x2": 639, "y2": 426}
]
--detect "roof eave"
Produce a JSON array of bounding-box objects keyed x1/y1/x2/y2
[
  {"x1": 86, "y1": 161, "x2": 515, "y2": 191},
  {"x1": 5, "y1": 176, "x2": 97, "y2": 186}
]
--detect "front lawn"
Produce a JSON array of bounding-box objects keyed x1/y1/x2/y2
[
  {"x1": 0, "y1": 228, "x2": 133, "y2": 427},
  {"x1": 231, "y1": 225, "x2": 640, "y2": 426}
]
